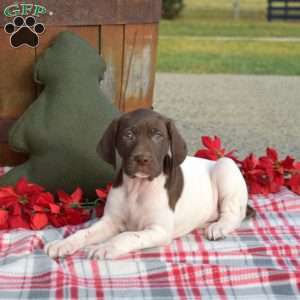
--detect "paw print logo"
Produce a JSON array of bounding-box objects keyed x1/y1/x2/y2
[{"x1": 4, "y1": 16, "x2": 45, "y2": 48}]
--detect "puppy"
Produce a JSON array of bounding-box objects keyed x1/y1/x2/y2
[{"x1": 45, "y1": 109, "x2": 252, "y2": 259}]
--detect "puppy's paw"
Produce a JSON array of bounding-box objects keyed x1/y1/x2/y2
[
  {"x1": 205, "y1": 222, "x2": 230, "y2": 241},
  {"x1": 45, "y1": 240, "x2": 77, "y2": 258},
  {"x1": 86, "y1": 243, "x2": 125, "y2": 260}
]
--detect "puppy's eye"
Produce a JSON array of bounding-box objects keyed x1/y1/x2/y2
[
  {"x1": 124, "y1": 130, "x2": 135, "y2": 140},
  {"x1": 150, "y1": 128, "x2": 163, "y2": 138}
]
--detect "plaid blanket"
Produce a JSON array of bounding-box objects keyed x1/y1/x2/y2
[{"x1": 0, "y1": 174, "x2": 299, "y2": 298}]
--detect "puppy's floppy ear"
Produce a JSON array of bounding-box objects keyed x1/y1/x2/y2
[
  {"x1": 166, "y1": 119, "x2": 187, "y2": 168},
  {"x1": 97, "y1": 118, "x2": 119, "y2": 169}
]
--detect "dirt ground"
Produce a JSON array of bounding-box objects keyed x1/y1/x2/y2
[{"x1": 154, "y1": 73, "x2": 300, "y2": 160}]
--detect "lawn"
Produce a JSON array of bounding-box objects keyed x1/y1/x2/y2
[{"x1": 157, "y1": 0, "x2": 300, "y2": 75}]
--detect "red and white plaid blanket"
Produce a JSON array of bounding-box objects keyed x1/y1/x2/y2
[{"x1": 0, "y1": 170, "x2": 299, "y2": 299}]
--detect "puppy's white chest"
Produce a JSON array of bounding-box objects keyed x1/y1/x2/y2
[
  {"x1": 119, "y1": 175, "x2": 169, "y2": 231},
  {"x1": 122, "y1": 179, "x2": 153, "y2": 231},
  {"x1": 123, "y1": 197, "x2": 144, "y2": 230}
]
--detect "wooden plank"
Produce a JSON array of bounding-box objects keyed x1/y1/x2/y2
[
  {"x1": 121, "y1": 24, "x2": 158, "y2": 112},
  {"x1": 100, "y1": 25, "x2": 124, "y2": 109},
  {"x1": 0, "y1": 29, "x2": 36, "y2": 118},
  {"x1": 0, "y1": 0, "x2": 162, "y2": 26},
  {"x1": 36, "y1": 26, "x2": 99, "y2": 57},
  {"x1": 0, "y1": 28, "x2": 35, "y2": 166}
]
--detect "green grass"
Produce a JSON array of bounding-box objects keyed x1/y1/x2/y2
[
  {"x1": 158, "y1": 38, "x2": 300, "y2": 75},
  {"x1": 160, "y1": 20, "x2": 300, "y2": 38},
  {"x1": 157, "y1": 0, "x2": 300, "y2": 75}
]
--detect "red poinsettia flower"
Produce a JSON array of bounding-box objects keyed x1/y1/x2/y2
[
  {"x1": 0, "y1": 186, "x2": 17, "y2": 201},
  {"x1": 56, "y1": 188, "x2": 91, "y2": 225},
  {"x1": 65, "y1": 208, "x2": 91, "y2": 225},
  {"x1": 258, "y1": 162, "x2": 282, "y2": 194},
  {"x1": 0, "y1": 178, "x2": 60, "y2": 230},
  {"x1": 0, "y1": 177, "x2": 46, "y2": 218},
  {"x1": 32, "y1": 192, "x2": 60, "y2": 214},
  {"x1": 0, "y1": 186, "x2": 24, "y2": 218},
  {"x1": 281, "y1": 155, "x2": 296, "y2": 170},
  {"x1": 0, "y1": 209, "x2": 9, "y2": 229},
  {"x1": 57, "y1": 187, "x2": 83, "y2": 207},
  {"x1": 286, "y1": 174, "x2": 300, "y2": 195},
  {"x1": 194, "y1": 136, "x2": 238, "y2": 162},
  {"x1": 29, "y1": 192, "x2": 61, "y2": 230},
  {"x1": 48, "y1": 214, "x2": 67, "y2": 228},
  {"x1": 258, "y1": 148, "x2": 297, "y2": 194},
  {"x1": 240, "y1": 153, "x2": 267, "y2": 194},
  {"x1": 15, "y1": 177, "x2": 44, "y2": 197}
]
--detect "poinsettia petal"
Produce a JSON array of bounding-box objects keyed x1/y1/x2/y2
[
  {"x1": 66, "y1": 208, "x2": 91, "y2": 225},
  {"x1": 15, "y1": 177, "x2": 28, "y2": 195},
  {"x1": 0, "y1": 187, "x2": 17, "y2": 198},
  {"x1": 281, "y1": 155, "x2": 295, "y2": 170},
  {"x1": 194, "y1": 149, "x2": 207, "y2": 158},
  {"x1": 259, "y1": 157, "x2": 274, "y2": 178},
  {"x1": 9, "y1": 215, "x2": 30, "y2": 229},
  {"x1": 248, "y1": 181, "x2": 263, "y2": 195},
  {"x1": 249, "y1": 153, "x2": 258, "y2": 168},
  {"x1": 49, "y1": 203, "x2": 60, "y2": 214},
  {"x1": 0, "y1": 209, "x2": 8, "y2": 226},
  {"x1": 11, "y1": 202, "x2": 22, "y2": 216},
  {"x1": 71, "y1": 187, "x2": 83, "y2": 203},
  {"x1": 27, "y1": 184, "x2": 44, "y2": 196},
  {"x1": 95, "y1": 205, "x2": 105, "y2": 218},
  {"x1": 31, "y1": 213, "x2": 48, "y2": 230},
  {"x1": 49, "y1": 214, "x2": 67, "y2": 227},
  {"x1": 37, "y1": 192, "x2": 55, "y2": 205},
  {"x1": 33, "y1": 204, "x2": 45, "y2": 213},
  {"x1": 294, "y1": 162, "x2": 300, "y2": 170},
  {"x1": 194, "y1": 149, "x2": 218, "y2": 161},
  {"x1": 15, "y1": 177, "x2": 44, "y2": 196},
  {"x1": 266, "y1": 147, "x2": 278, "y2": 162},
  {"x1": 57, "y1": 190, "x2": 71, "y2": 204},
  {"x1": 201, "y1": 136, "x2": 213, "y2": 149},
  {"x1": 213, "y1": 136, "x2": 222, "y2": 149},
  {"x1": 96, "y1": 189, "x2": 108, "y2": 199},
  {"x1": 287, "y1": 174, "x2": 300, "y2": 195},
  {"x1": 268, "y1": 178, "x2": 281, "y2": 193}
]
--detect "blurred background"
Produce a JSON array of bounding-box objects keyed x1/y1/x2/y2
[{"x1": 154, "y1": 0, "x2": 300, "y2": 159}]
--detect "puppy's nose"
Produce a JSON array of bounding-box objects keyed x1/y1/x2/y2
[{"x1": 134, "y1": 154, "x2": 152, "y2": 165}]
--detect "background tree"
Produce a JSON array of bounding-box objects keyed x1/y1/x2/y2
[{"x1": 162, "y1": 0, "x2": 184, "y2": 19}]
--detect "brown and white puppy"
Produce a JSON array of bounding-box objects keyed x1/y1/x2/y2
[{"x1": 45, "y1": 109, "x2": 251, "y2": 259}]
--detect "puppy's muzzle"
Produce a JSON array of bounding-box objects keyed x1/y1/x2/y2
[
  {"x1": 133, "y1": 153, "x2": 152, "y2": 166},
  {"x1": 125, "y1": 152, "x2": 158, "y2": 178}
]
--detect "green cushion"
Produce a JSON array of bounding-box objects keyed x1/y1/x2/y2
[{"x1": 0, "y1": 31, "x2": 120, "y2": 198}]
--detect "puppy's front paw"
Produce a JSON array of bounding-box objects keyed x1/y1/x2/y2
[
  {"x1": 87, "y1": 243, "x2": 125, "y2": 260},
  {"x1": 45, "y1": 240, "x2": 77, "y2": 258},
  {"x1": 205, "y1": 222, "x2": 230, "y2": 241}
]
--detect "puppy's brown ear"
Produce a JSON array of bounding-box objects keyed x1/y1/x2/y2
[
  {"x1": 166, "y1": 119, "x2": 187, "y2": 168},
  {"x1": 97, "y1": 119, "x2": 119, "y2": 169}
]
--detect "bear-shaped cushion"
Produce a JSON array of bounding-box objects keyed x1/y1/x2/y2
[{"x1": 0, "y1": 31, "x2": 120, "y2": 199}]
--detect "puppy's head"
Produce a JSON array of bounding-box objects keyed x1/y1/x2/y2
[{"x1": 97, "y1": 108, "x2": 187, "y2": 180}]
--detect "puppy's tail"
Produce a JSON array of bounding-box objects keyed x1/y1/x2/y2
[{"x1": 245, "y1": 204, "x2": 256, "y2": 219}]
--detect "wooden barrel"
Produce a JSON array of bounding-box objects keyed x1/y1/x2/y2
[{"x1": 0, "y1": 0, "x2": 161, "y2": 166}]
